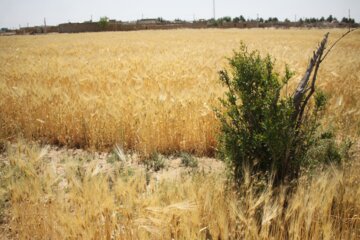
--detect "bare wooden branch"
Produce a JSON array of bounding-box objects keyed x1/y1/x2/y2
[
  {"x1": 293, "y1": 33, "x2": 329, "y2": 118},
  {"x1": 295, "y1": 45, "x2": 325, "y2": 129},
  {"x1": 321, "y1": 28, "x2": 358, "y2": 62},
  {"x1": 292, "y1": 28, "x2": 358, "y2": 130}
]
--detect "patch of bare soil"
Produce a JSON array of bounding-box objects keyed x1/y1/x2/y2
[{"x1": 39, "y1": 145, "x2": 225, "y2": 179}]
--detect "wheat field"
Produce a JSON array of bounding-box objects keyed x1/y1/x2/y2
[
  {"x1": 1, "y1": 29, "x2": 359, "y2": 155},
  {"x1": 1, "y1": 29, "x2": 360, "y2": 239}
]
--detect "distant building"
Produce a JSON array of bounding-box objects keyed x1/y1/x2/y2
[
  {"x1": 173, "y1": 19, "x2": 186, "y2": 24},
  {"x1": 136, "y1": 19, "x2": 159, "y2": 25}
]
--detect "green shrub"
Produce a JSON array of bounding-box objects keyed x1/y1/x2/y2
[
  {"x1": 144, "y1": 153, "x2": 166, "y2": 172},
  {"x1": 106, "y1": 152, "x2": 119, "y2": 164},
  {"x1": 180, "y1": 152, "x2": 198, "y2": 168},
  {"x1": 216, "y1": 43, "x2": 345, "y2": 186}
]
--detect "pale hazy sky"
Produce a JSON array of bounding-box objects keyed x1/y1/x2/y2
[{"x1": 1, "y1": 0, "x2": 359, "y2": 29}]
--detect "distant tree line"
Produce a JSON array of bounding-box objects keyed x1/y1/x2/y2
[
  {"x1": 297, "y1": 15, "x2": 352, "y2": 24},
  {"x1": 8, "y1": 14, "x2": 357, "y2": 34},
  {"x1": 205, "y1": 14, "x2": 356, "y2": 25}
]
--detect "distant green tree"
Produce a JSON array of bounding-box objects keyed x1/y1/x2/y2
[
  {"x1": 341, "y1": 17, "x2": 355, "y2": 24},
  {"x1": 157, "y1": 17, "x2": 166, "y2": 23},
  {"x1": 266, "y1": 17, "x2": 279, "y2": 23},
  {"x1": 222, "y1": 16, "x2": 232, "y2": 23},
  {"x1": 99, "y1": 16, "x2": 109, "y2": 29},
  {"x1": 326, "y1": 15, "x2": 333, "y2": 22}
]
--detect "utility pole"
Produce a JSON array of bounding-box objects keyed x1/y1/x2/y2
[
  {"x1": 295, "y1": 14, "x2": 297, "y2": 22},
  {"x1": 213, "y1": 0, "x2": 216, "y2": 20},
  {"x1": 348, "y1": 9, "x2": 351, "y2": 30},
  {"x1": 43, "y1": 17, "x2": 47, "y2": 33}
]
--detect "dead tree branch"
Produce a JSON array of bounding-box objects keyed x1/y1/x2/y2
[
  {"x1": 292, "y1": 28, "x2": 358, "y2": 130},
  {"x1": 321, "y1": 28, "x2": 358, "y2": 62},
  {"x1": 293, "y1": 33, "x2": 329, "y2": 123}
]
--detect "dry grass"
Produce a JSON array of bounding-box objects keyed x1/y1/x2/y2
[
  {"x1": 1, "y1": 29, "x2": 359, "y2": 155},
  {"x1": 0, "y1": 141, "x2": 359, "y2": 239},
  {"x1": 0, "y1": 29, "x2": 359, "y2": 238}
]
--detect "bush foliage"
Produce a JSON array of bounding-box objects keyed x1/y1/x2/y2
[{"x1": 216, "y1": 43, "x2": 345, "y2": 185}]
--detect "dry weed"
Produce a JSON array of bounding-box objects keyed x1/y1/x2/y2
[{"x1": 0, "y1": 142, "x2": 359, "y2": 239}]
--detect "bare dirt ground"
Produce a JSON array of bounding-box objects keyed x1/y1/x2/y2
[{"x1": 44, "y1": 144, "x2": 225, "y2": 179}]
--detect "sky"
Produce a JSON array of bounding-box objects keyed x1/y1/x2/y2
[{"x1": 0, "y1": 0, "x2": 359, "y2": 29}]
